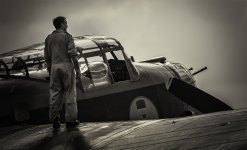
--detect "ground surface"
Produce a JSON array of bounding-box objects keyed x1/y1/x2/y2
[{"x1": 0, "y1": 109, "x2": 247, "y2": 150}]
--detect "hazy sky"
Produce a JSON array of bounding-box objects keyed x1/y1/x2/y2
[{"x1": 0, "y1": 0, "x2": 246, "y2": 109}]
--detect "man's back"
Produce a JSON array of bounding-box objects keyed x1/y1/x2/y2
[{"x1": 45, "y1": 30, "x2": 73, "y2": 64}]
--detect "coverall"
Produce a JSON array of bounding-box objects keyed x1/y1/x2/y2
[{"x1": 44, "y1": 30, "x2": 78, "y2": 122}]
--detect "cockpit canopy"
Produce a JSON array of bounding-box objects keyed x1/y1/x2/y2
[{"x1": 0, "y1": 35, "x2": 138, "y2": 90}]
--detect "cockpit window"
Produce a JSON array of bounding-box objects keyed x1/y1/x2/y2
[
  {"x1": 77, "y1": 45, "x2": 131, "y2": 91},
  {"x1": 89, "y1": 62, "x2": 107, "y2": 79},
  {"x1": 10, "y1": 57, "x2": 27, "y2": 77},
  {"x1": 0, "y1": 61, "x2": 7, "y2": 76},
  {"x1": 0, "y1": 52, "x2": 49, "y2": 80},
  {"x1": 26, "y1": 53, "x2": 48, "y2": 79},
  {"x1": 75, "y1": 39, "x2": 98, "y2": 51},
  {"x1": 78, "y1": 55, "x2": 111, "y2": 90},
  {"x1": 106, "y1": 50, "x2": 125, "y2": 61},
  {"x1": 106, "y1": 51, "x2": 130, "y2": 82},
  {"x1": 28, "y1": 63, "x2": 48, "y2": 79}
]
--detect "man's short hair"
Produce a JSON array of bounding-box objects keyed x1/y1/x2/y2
[{"x1": 53, "y1": 16, "x2": 66, "y2": 29}]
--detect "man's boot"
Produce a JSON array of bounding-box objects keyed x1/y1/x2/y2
[
  {"x1": 66, "y1": 120, "x2": 80, "y2": 128},
  {"x1": 53, "y1": 117, "x2": 61, "y2": 129}
]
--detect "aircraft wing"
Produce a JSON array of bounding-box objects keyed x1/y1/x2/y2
[{"x1": 0, "y1": 108, "x2": 247, "y2": 150}]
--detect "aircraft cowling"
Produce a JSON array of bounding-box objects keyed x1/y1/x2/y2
[{"x1": 161, "y1": 61, "x2": 196, "y2": 86}]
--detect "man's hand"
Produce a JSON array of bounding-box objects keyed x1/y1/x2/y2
[
  {"x1": 75, "y1": 69, "x2": 84, "y2": 92},
  {"x1": 76, "y1": 46, "x2": 83, "y2": 52},
  {"x1": 71, "y1": 55, "x2": 81, "y2": 78},
  {"x1": 76, "y1": 69, "x2": 81, "y2": 79}
]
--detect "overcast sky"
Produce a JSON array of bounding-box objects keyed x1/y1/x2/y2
[{"x1": 0, "y1": 0, "x2": 246, "y2": 109}]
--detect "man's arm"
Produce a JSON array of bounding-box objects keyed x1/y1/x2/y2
[
  {"x1": 67, "y1": 34, "x2": 81, "y2": 77},
  {"x1": 71, "y1": 55, "x2": 81, "y2": 78}
]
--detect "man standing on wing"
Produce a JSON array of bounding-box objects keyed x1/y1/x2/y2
[{"x1": 44, "y1": 16, "x2": 81, "y2": 129}]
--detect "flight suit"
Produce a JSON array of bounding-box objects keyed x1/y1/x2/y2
[{"x1": 44, "y1": 30, "x2": 78, "y2": 122}]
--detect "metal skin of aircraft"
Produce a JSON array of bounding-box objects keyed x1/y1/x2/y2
[
  {"x1": 1, "y1": 108, "x2": 247, "y2": 150},
  {"x1": 0, "y1": 35, "x2": 232, "y2": 126}
]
